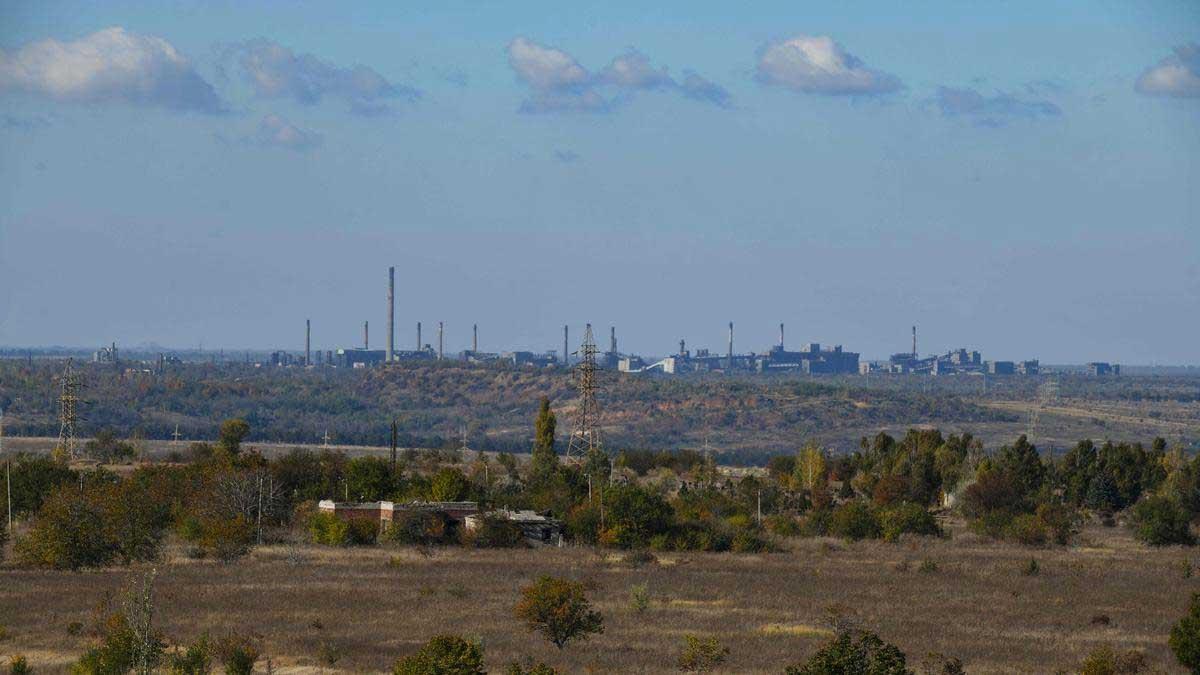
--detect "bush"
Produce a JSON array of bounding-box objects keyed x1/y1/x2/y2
[
  {"x1": 1005, "y1": 514, "x2": 1049, "y2": 547},
  {"x1": 8, "y1": 656, "x2": 30, "y2": 675},
  {"x1": 1035, "y1": 502, "x2": 1080, "y2": 546},
  {"x1": 1131, "y1": 496, "x2": 1195, "y2": 547},
  {"x1": 346, "y1": 517, "x2": 380, "y2": 546},
  {"x1": 460, "y1": 516, "x2": 524, "y2": 549},
  {"x1": 764, "y1": 514, "x2": 802, "y2": 537},
  {"x1": 1171, "y1": 593, "x2": 1200, "y2": 671},
  {"x1": 1021, "y1": 558, "x2": 1040, "y2": 576},
  {"x1": 179, "y1": 514, "x2": 253, "y2": 562},
  {"x1": 1079, "y1": 645, "x2": 1147, "y2": 675},
  {"x1": 629, "y1": 583, "x2": 650, "y2": 613},
  {"x1": 878, "y1": 503, "x2": 940, "y2": 542},
  {"x1": 830, "y1": 501, "x2": 881, "y2": 541},
  {"x1": 676, "y1": 635, "x2": 729, "y2": 672},
  {"x1": 514, "y1": 576, "x2": 604, "y2": 650},
  {"x1": 168, "y1": 635, "x2": 212, "y2": 674},
  {"x1": 386, "y1": 510, "x2": 452, "y2": 546},
  {"x1": 784, "y1": 630, "x2": 908, "y2": 675},
  {"x1": 504, "y1": 660, "x2": 558, "y2": 675},
  {"x1": 307, "y1": 512, "x2": 350, "y2": 547},
  {"x1": 214, "y1": 633, "x2": 259, "y2": 675},
  {"x1": 393, "y1": 635, "x2": 484, "y2": 675}
]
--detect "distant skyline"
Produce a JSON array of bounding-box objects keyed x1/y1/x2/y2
[{"x1": 1, "y1": 1, "x2": 1198, "y2": 363}]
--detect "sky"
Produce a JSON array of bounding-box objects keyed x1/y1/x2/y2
[{"x1": 0, "y1": 1, "x2": 1197, "y2": 364}]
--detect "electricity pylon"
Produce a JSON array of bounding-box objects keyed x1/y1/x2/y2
[
  {"x1": 566, "y1": 324, "x2": 602, "y2": 463},
  {"x1": 54, "y1": 358, "x2": 82, "y2": 463}
]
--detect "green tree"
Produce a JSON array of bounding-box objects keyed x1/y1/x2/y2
[
  {"x1": 785, "y1": 630, "x2": 910, "y2": 675},
  {"x1": 393, "y1": 635, "x2": 484, "y2": 675},
  {"x1": 1132, "y1": 496, "x2": 1195, "y2": 546},
  {"x1": 17, "y1": 486, "x2": 116, "y2": 570},
  {"x1": 514, "y1": 576, "x2": 604, "y2": 650},
  {"x1": 530, "y1": 398, "x2": 557, "y2": 479},
  {"x1": 794, "y1": 443, "x2": 827, "y2": 493},
  {"x1": 216, "y1": 419, "x2": 251, "y2": 458},
  {"x1": 676, "y1": 635, "x2": 729, "y2": 673},
  {"x1": 1171, "y1": 593, "x2": 1200, "y2": 672}
]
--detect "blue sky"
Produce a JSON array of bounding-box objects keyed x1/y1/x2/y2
[{"x1": 0, "y1": 1, "x2": 1197, "y2": 363}]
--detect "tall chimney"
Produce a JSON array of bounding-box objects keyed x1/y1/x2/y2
[
  {"x1": 417, "y1": 321, "x2": 422, "y2": 350},
  {"x1": 912, "y1": 325, "x2": 917, "y2": 358},
  {"x1": 563, "y1": 325, "x2": 569, "y2": 366},
  {"x1": 438, "y1": 321, "x2": 444, "y2": 360},
  {"x1": 364, "y1": 321, "x2": 369, "y2": 350},
  {"x1": 727, "y1": 322, "x2": 734, "y2": 369},
  {"x1": 610, "y1": 326, "x2": 617, "y2": 355},
  {"x1": 387, "y1": 266, "x2": 395, "y2": 362},
  {"x1": 679, "y1": 339, "x2": 686, "y2": 356},
  {"x1": 473, "y1": 324, "x2": 478, "y2": 353},
  {"x1": 779, "y1": 322, "x2": 785, "y2": 349},
  {"x1": 305, "y1": 319, "x2": 311, "y2": 366}
]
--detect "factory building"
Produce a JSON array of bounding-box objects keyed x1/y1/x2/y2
[
  {"x1": 755, "y1": 343, "x2": 860, "y2": 374},
  {"x1": 1087, "y1": 362, "x2": 1120, "y2": 376}
]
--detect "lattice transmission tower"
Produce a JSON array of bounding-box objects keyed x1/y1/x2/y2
[
  {"x1": 1026, "y1": 376, "x2": 1060, "y2": 447},
  {"x1": 566, "y1": 323, "x2": 602, "y2": 463},
  {"x1": 54, "y1": 358, "x2": 82, "y2": 462}
]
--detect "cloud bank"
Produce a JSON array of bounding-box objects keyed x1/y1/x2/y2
[
  {"x1": 506, "y1": 37, "x2": 731, "y2": 113},
  {"x1": 933, "y1": 86, "x2": 1061, "y2": 126},
  {"x1": 0, "y1": 27, "x2": 223, "y2": 112},
  {"x1": 756, "y1": 35, "x2": 902, "y2": 96},
  {"x1": 229, "y1": 38, "x2": 419, "y2": 114},
  {"x1": 1135, "y1": 43, "x2": 1200, "y2": 98}
]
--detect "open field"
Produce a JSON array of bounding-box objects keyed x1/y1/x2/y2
[{"x1": 1, "y1": 521, "x2": 1192, "y2": 674}]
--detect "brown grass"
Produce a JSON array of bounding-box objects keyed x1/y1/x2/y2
[{"x1": 0, "y1": 521, "x2": 1192, "y2": 674}]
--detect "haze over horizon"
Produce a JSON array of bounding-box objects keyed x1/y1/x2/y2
[{"x1": 1, "y1": 1, "x2": 1197, "y2": 364}]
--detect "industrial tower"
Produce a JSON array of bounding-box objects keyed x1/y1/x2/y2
[
  {"x1": 54, "y1": 358, "x2": 82, "y2": 462},
  {"x1": 566, "y1": 323, "x2": 602, "y2": 463}
]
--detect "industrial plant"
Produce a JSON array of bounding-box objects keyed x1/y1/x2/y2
[{"x1": 244, "y1": 267, "x2": 1082, "y2": 378}]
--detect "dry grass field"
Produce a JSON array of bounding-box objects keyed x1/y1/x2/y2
[{"x1": 0, "y1": 521, "x2": 1192, "y2": 674}]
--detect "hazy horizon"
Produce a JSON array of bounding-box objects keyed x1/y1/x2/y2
[{"x1": 2, "y1": 2, "x2": 1197, "y2": 364}]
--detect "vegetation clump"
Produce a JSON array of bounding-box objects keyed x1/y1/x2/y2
[
  {"x1": 784, "y1": 629, "x2": 909, "y2": 675},
  {"x1": 392, "y1": 635, "x2": 484, "y2": 675},
  {"x1": 514, "y1": 576, "x2": 604, "y2": 650},
  {"x1": 676, "y1": 635, "x2": 729, "y2": 672}
]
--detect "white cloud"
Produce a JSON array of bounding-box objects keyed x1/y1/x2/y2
[
  {"x1": 230, "y1": 38, "x2": 418, "y2": 114},
  {"x1": 1135, "y1": 43, "x2": 1200, "y2": 98},
  {"x1": 756, "y1": 35, "x2": 902, "y2": 96},
  {"x1": 506, "y1": 37, "x2": 730, "y2": 113},
  {"x1": 0, "y1": 27, "x2": 223, "y2": 112},
  {"x1": 252, "y1": 114, "x2": 321, "y2": 151},
  {"x1": 597, "y1": 50, "x2": 674, "y2": 90}
]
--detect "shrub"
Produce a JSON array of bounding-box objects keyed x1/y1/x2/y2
[
  {"x1": 393, "y1": 635, "x2": 484, "y2": 675},
  {"x1": 1021, "y1": 558, "x2": 1040, "y2": 576},
  {"x1": 460, "y1": 516, "x2": 524, "y2": 549},
  {"x1": 918, "y1": 559, "x2": 938, "y2": 574},
  {"x1": 214, "y1": 633, "x2": 259, "y2": 675},
  {"x1": 879, "y1": 503, "x2": 940, "y2": 542},
  {"x1": 676, "y1": 635, "x2": 729, "y2": 672},
  {"x1": 17, "y1": 487, "x2": 116, "y2": 570},
  {"x1": 784, "y1": 630, "x2": 908, "y2": 675},
  {"x1": 168, "y1": 635, "x2": 212, "y2": 674},
  {"x1": 1171, "y1": 593, "x2": 1200, "y2": 671},
  {"x1": 504, "y1": 660, "x2": 558, "y2": 675},
  {"x1": 969, "y1": 511, "x2": 1013, "y2": 540},
  {"x1": 386, "y1": 510, "x2": 452, "y2": 546},
  {"x1": 1005, "y1": 514, "x2": 1049, "y2": 547},
  {"x1": 919, "y1": 652, "x2": 964, "y2": 675},
  {"x1": 307, "y1": 512, "x2": 350, "y2": 547},
  {"x1": 9, "y1": 656, "x2": 30, "y2": 675},
  {"x1": 764, "y1": 514, "x2": 802, "y2": 537},
  {"x1": 1079, "y1": 645, "x2": 1147, "y2": 675},
  {"x1": 181, "y1": 514, "x2": 254, "y2": 562},
  {"x1": 1131, "y1": 496, "x2": 1195, "y2": 547},
  {"x1": 730, "y1": 527, "x2": 774, "y2": 553},
  {"x1": 830, "y1": 501, "x2": 881, "y2": 541},
  {"x1": 629, "y1": 583, "x2": 650, "y2": 613},
  {"x1": 346, "y1": 517, "x2": 380, "y2": 546},
  {"x1": 1035, "y1": 502, "x2": 1080, "y2": 545},
  {"x1": 514, "y1": 576, "x2": 604, "y2": 650}
]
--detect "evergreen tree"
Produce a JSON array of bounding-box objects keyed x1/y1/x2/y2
[{"x1": 530, "y1": 398, "x2": 558, "y2": 479}]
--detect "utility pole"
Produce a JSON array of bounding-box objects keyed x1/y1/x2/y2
[
  {"x1": 2, "y1": 407, "x2": 10, "y2": 534},
  {"x1": 390, "y1": 418, "x2": 398, "y2": 473}
]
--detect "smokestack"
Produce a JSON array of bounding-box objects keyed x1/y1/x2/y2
[
  {"x1": 779, "y1": 322, "x2": 785, "y2": 349},
  {"x1": 563, "y1": 325, "x2": 569, "y2": 366},
  {"x1": 364, "y1": 321, "x2": 369, "y2": 350},
  {"x1": 417, "y1": 322, "x2": 422, "y2": 351},
  {"x1": 387, "y1": 266, "x2": 395, "y2": 362},
  {"x1": 610, "y1": 326, "x2": 617, "y2": 355},
  {"x1": 473, "y1": 324, "x2": 478, "y2": 353},
  {"x1": 912, "y1": 325, "x2": 917, "y2": 358},
  {"x1": 728, "y1": 322, "x2": 734, "y2": 369},
  {"x1": 438, "y1": 321, "x2": 444, "y2": 360},
  {"x1": 305, "y1": 319, "x2": 311, "y2": 366}
]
